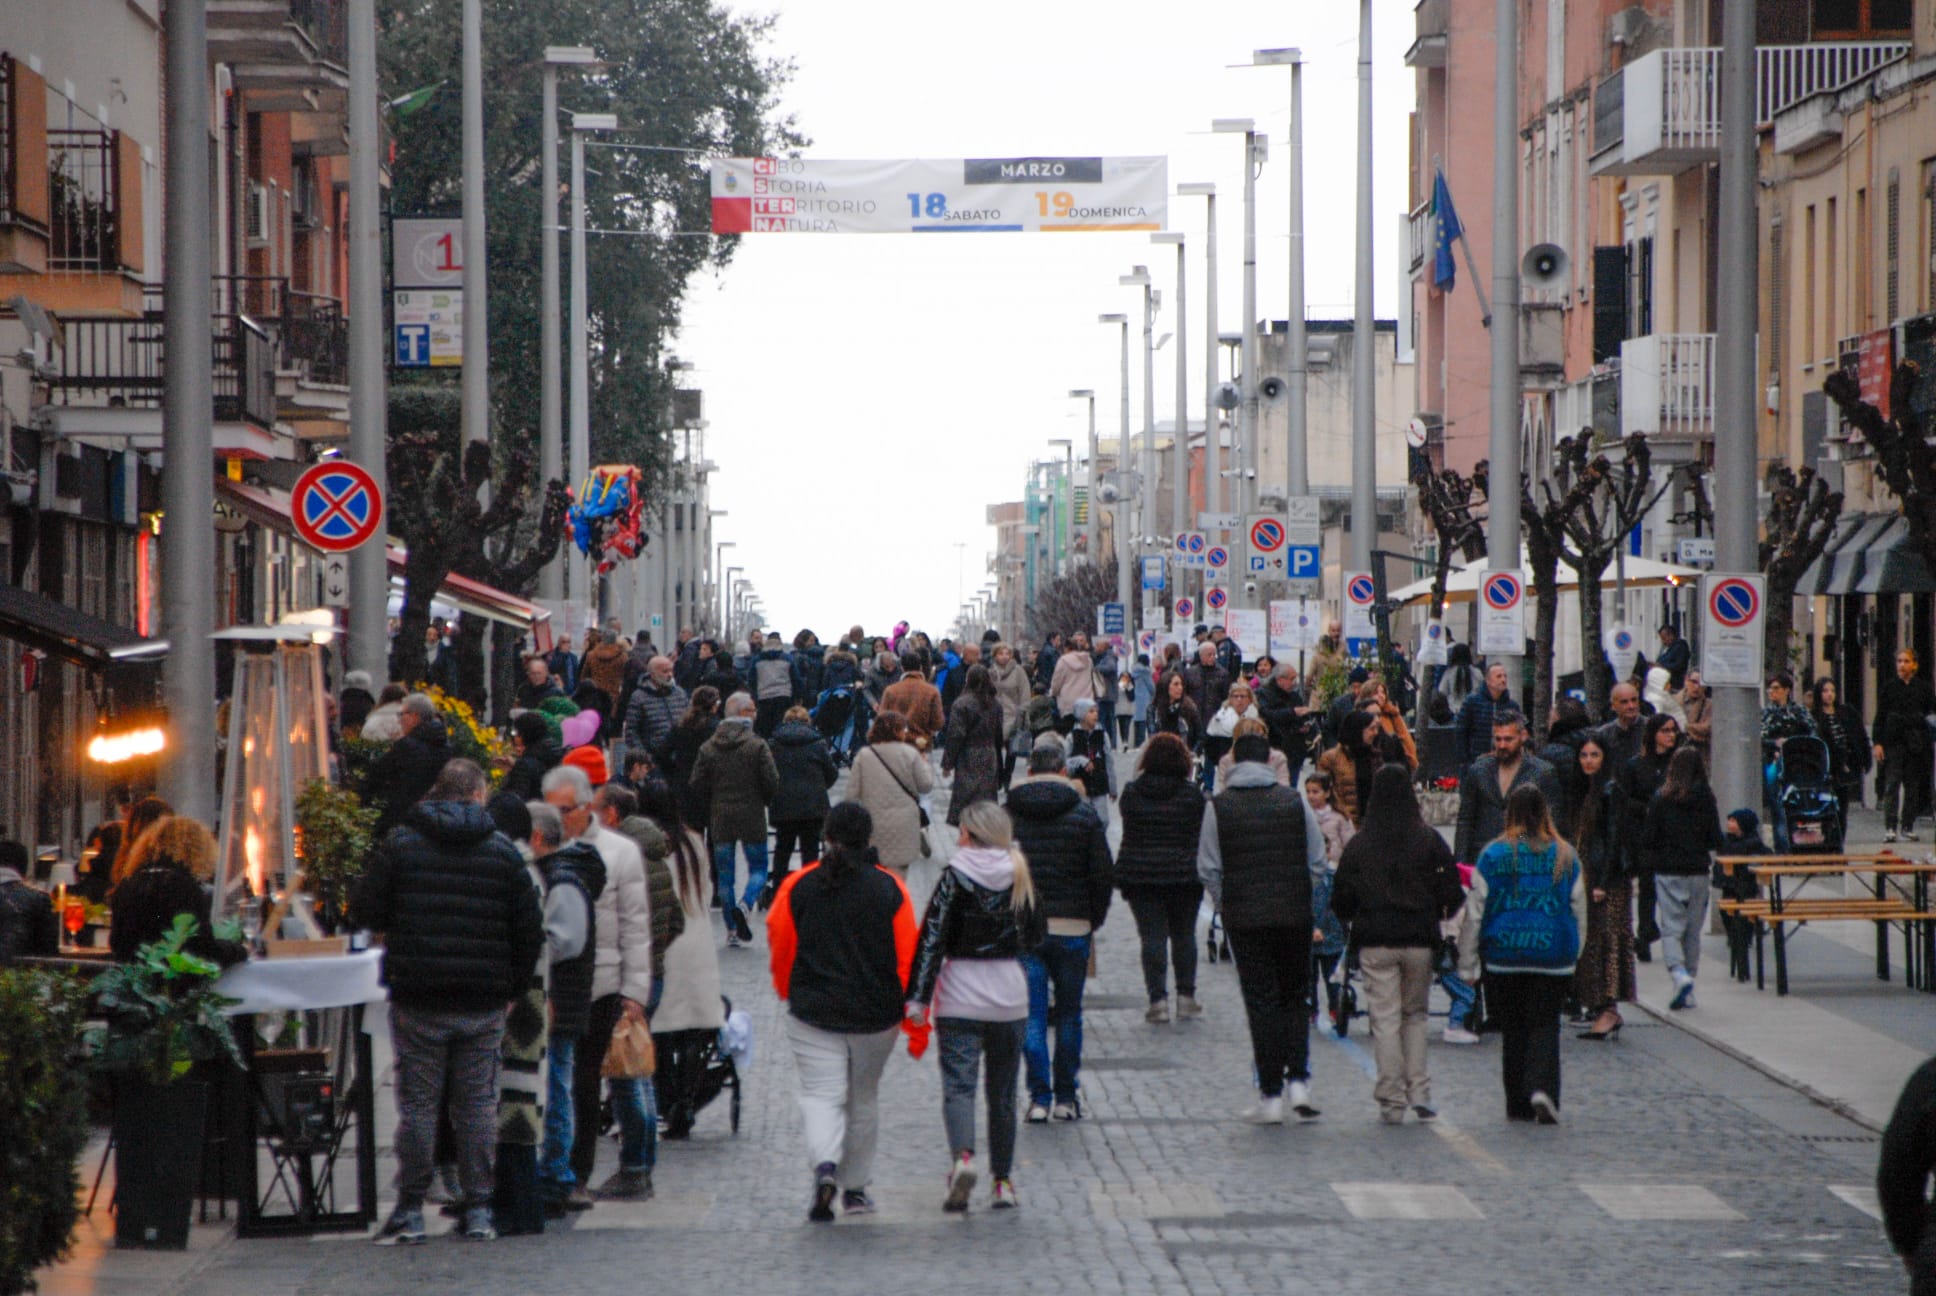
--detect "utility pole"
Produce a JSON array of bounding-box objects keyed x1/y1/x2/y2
[
  {"x1": 569, "y1": 114, "x2": 616, "y2": 615},
  {"x1": 538, "y1": 48, "x2": 595, "y2": 601},
  {"x1": 1178, "y1": 184, "x2": 1217, "y2": 525},
  {"x1": 1710, "y1": 0, "x2": 1759, "y2": 817},
  {"x1": 1240, "y1": 129, "x2": 1261, "y2": 520},
  {"x1": 1253, "y1": 48, "x2": 1308, "y2": 497},
  {"x1": 1484, "y1": 0, "x2": 1522, "y2": 674},
  {"x1": 1153, "y1": 231, "x2": 1188, "y2": 546},
  {"x1": 1069, "y1": 390, "x2": 1096, "y2": 562},
  {"x1": 345, "y1": 0, "x2": 388, "y2": 681},
  {"x1": 460, "y1": 0, "x2": 488, "y2": 448},
  {"x1": 1122, "y1": 266, "x2": 1156, "y2": 567},
  {"x1": 1350, "y1": 1, "x2": 1378, "y2": 575},
  {"x1": 160, "y1": 0, "x2": 215, "y2": 822},
  {"x1": 1107, "y1": 313, "x2": 1134, "y2": 618}
]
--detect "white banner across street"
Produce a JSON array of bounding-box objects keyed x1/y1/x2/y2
[{"x1": 710, "y1": 156, "x2": 1167, "y2": 234}]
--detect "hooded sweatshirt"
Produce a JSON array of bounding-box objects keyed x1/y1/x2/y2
[
  {"x1": 932, "y1": 845, "x2": 1029, "y2": 1022},
  {"x1": 1195, "y1": 761, "x2": 1327, "y2": 913}
]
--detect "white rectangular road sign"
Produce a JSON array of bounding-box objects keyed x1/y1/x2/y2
[
  {"x1": 1198, "y1": 511, "x2": 1240, "y2": 531},
  {"x1": 1476, "y1": 567, "x2": 1525, "y2": 657},
  {"x1": 1246, "y1": 513, "x2": 1289, "y2": 579},
  {"x1": 1269, "y1": 599, "x2": 1320, "y2": 657},
  {"x1": 1285, "y1": 495, "x2": 1321, "y2": 547},
  {"x1": 392, "y1": 217, "x2": 463, "y2": 288},
  {"x1": 1700, "y1": 572, "x2": 1766, "y2": 688},
  {"x1": 1140, "y1": 556, "x2": 1166, "y2": 591},
  {"x1": 1223, "y1": 608, "x2": 1267, "y2": 661},
  {"x1": 710, "y1": 156, "x2": 1167, "y2": 234},
  {"x1": 393, "y1": 289, "x2": 462, "y2": 366},
  {"x1": 322, "y1": 553, "x2": 350, "y2": 609}
]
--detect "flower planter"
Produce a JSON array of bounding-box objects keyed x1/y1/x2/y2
[{"x1": 113, "y1": 1076, "x2": 209, "y2": 1249}]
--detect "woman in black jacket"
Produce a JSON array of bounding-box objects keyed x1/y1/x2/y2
[
  {"x1": 1614, "y1": 710, "x2": 1682, "y2": 961},
  {"x1": 1114, "y1": 733, "x2": 1208, "y2": 1024},
  {"x1": 1149, "y1": 670, "x2": 1202, "y2": 751},
  {"x1": 766, "y1": 803, "x2": 916, "y2": 1221},
  {"x1": 906, "y1": 801, "x2": 1045, "y2": 1214},
  {"x1": 663, "y1": 686, "x2": 721, "y2": 836},
  {"x1": 1331, "y1": 765, "x2": 1464, "y2": 1125},
  {"x1": 1640, "y1": 746, "x2": 1724, "y2": 1011},
  {"x1": 108, "y1": 816, "x2": 246, "y2": 965},
  {"x1": 1568, "y1": 735, "x2": 1630, "y2": 1039},
  {"x1": 1809, "y1": 677, "x2": 1871, "y2": 833},
  {"x1": 764, "y1": 706, "x2": 839, "y2": 901}
]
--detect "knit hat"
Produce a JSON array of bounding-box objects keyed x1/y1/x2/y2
[
  {"x1": 537, "y1": 696, "x2": 581, "y2": 718},
  {"x1": 1726, "y1": 807, "x2": 1760, "y2": 837},
  {"x1": 1348, "y1": 666, "x2": 1371, "y2": 684},
  {"x1": 561, "y1": 744, "x2": 609, "y2": 787}
]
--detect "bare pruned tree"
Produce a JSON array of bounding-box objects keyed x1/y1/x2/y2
[
  {"x1": 1555, "y1": 433, "x2": 1674, "y2": 717},
  {"x1": 1410, "y1": 452, "x2": 1488, "y2": 623},
  {"x1": 1520, "y1": 433, "x2": 1602, "y2": 741},
  {"x1": 1025, "y1": 560, "x2": 1120, "y2": 647},
  {"x1": 1823, "y1": 360, "x2": 1933, "y2": 575},
  {"x1": 1759, "y1": 463, "x2": 1843, "y2": 678}
]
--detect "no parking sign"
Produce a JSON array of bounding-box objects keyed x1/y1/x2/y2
[
  {"x1": 1476, "y1": 569, "x2": 1524, "y2": 656},
  {"x1": 1205, "y1": 586, "x2": 1228, "y2": 612},
  {"x1": 1342, "y1": 570, "x2": 1376, "y2": 640},
  {"x1": 1700, "y1": 573, "x2": 1765, "y2": 687}
]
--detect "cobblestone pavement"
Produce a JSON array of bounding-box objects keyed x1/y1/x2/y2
[{"x1": 116, "y1": 770, "x2": 1902, "y2": 1296}]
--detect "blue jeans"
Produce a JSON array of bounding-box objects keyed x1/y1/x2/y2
[
  {"x1": 712, "y1": 839, "x2": 769, "y2": 930},
  {"x1": 1439, "y1": 967, "x2": 1477, "y2": 1030},
  {"x1": 540, "y1": 1032, "x2": 579, "y2": 1194},
  {"x1": 1022, "y1": 934, "x2": 1091, "y2": 1107}
]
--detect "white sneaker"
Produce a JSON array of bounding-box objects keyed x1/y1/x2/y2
[
  {"x1": 1884, "y1": 831, "x2": 1899, "y2": 843},
  {"x1": 1441, "y1": 1026, "x2": 1481, "y2": 1044},
  {"x1": 1025, "y1": 1103, "x2": 1050, "y2": 1124},
  {"x1": 943, "y1": 1154, "x2": 977, "y2": 1213},
  {"x1": 1051, "y1": 1101, "x2": 1081, "y2": 1121},
  {"x1": 1145, "y1": 999, "x2": 1171, "y2": 1025},
  {"x1": 1174, "y1": 995, "x2": 1204, "y2": 1020},
  {"x1": 1288, "y1": 1081, "x2": 1319, "y2": 1121},
  {"x1": 1245, "y1": 1096, "x2": 1285, "y2": 1125},
  {"x1": 1529, "y1": 1091, "x2": 1560, "y2": 1125}
]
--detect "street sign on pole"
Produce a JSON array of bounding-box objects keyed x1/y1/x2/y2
[
  {"x1": 1286, "y1": 544, "x2": 1320, "y2": 589},
  {"x1": 322, "y1": 553, "x2": 351, "y2": 609},
  {"x1": 1476, "y1": 569, "x2": 1525, "y2": 657},
  {"x1": 1343, "y1": 570, "x2": 1376, "y2": 639},
  {"x1": 1700, "y1": 573, "x2": 1765, "y2": 687},
  {"x1": 1173, "y1": 595, "x2": 1196, "y2": 624},
  {"x1": 292, "y1": 461, "x2": 385, "y2": 553},
  {"x1": 1198, "y1": 511, "x2": 1241, "y2": 531},
  {"x1": 391, "y1": 216, "x2": 464, "y2": 288},
  {"x1": 1224, "y1": 607, "x2": 1266, "y2": 657},
  {"x1": 1247, "y1": 513, "x2": 1288, "y2": 578},
  {"x1": 1140, "y1": 555, "x2": 1166, "y2": 591},
  {"x1": 1605, "y1": 624, "x2": 1640, "y2": 681},
  {"x1": 1417, "y1": 619, "x2": 1449, "y2": 666},
  {"x1": 1204, "y1": 586, "x2": 1228, "y2": 612},
  {"x1": 1285, "y1": 494, "x2": 1320, "y2": 546},
  {"x1": 1096, "y1": 602, "x2": 1127, "y2": 639}
]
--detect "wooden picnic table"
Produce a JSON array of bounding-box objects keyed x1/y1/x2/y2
[{"x1": 1713, "y1": 852, "x2": 1936, "y2": 995}]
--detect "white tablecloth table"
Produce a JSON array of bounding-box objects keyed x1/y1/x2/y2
[{"x1": 215, "y1": 949, "x2": 387, "y2": 1016}]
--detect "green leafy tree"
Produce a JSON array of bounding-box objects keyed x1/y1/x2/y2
[
  {"x1": 376, "y1": 0, "x2": 805, "y2": 491},
  {"x1": 87, "y1": 916, "x2": 244, "y2": 1086}
]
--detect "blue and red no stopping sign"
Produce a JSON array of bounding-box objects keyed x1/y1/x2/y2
[
  {"x1": 1346, "y1": 574, "x2": 1376, "y2": 606},
  {"x1": 1482, "y1": 572, "x2": 1523, "y2": 611},
  {"x1": 293, "y1": 461, "x2": 384, "y2": 553},
  {"x1": 1250, "y1": 518, "x2": 1286, "y2": 553}
]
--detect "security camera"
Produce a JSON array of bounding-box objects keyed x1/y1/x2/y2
[{"x1": 1096, "y1": 481, "x2": 1123, "y2": 504}]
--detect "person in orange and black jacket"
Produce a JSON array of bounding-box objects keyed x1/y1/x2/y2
[{"x1": 766, "y1": 802, "x2": 918, "y2": 1223}]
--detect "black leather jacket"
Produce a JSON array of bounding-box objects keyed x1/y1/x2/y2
[{"x1": 908, "y1": 864, "x2": 1046, "y2": 1005}]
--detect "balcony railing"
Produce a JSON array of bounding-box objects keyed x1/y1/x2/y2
[
  {"x1": 49, "y1": 309, "x2": 278, "y2": 430},
  {"x1": 1592, "y1": 41, "x2": 1910, "y2": 176},
  {"x1": 48, "y1": 129, "x2": 118, "y2": 271},
  {"x1": 208, "y1": 274, "x2": 348, "y2": 385},
  {"x1": 1406, "y1": 0, "x2": 1447, "y2": 68},
  {"x1": 289, "y1": 0, "x2": 348, "y2": 65},
  {"x1": 1619, "y1": 333, "x2": 1716, "y2": 438}
]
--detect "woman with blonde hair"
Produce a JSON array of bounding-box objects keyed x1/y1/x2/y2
[
  {"x1": 1458, "y1": 785, "x2": 1586, "y2": 1124},
  {"x1": 108, "y1": 816, "x2": 245, "y2": 965},
  {"x1": 906, "y1": 800, "x2": 1045, "y2": 1213}
]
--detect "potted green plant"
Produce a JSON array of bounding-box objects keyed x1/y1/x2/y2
[
  {"x1": 88, "y1": 914, "x2": 245, "y2": 1250},
  {"x1": 0, "y1": 970, "x2": 90, "y2": 1295},
  {"x1": 295, "y1": 778, "x2": 379, "y2": 933}
]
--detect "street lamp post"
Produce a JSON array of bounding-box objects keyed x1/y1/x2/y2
[
  {"x1": 1120, "y1": 266, "x2": 1155, "y2": 559},
  {"x1": 345, "y1": 0, "x2": 389, "y2": 678},
  {"x1": 714, "y1": 539, "x2": 735, "y2": 636},
  {"x1": 1152, "y1": 230, "x2": 1187, "y2": 548},
  {"x1": 1099, "y1": 313, "x2": 1133, "y2": 619},
  {"x1": 1068, "y1": 390, "x2": 1095, "y2": 562},
  {"x1": 1177, "y1": 183, "x2": 1217, "y2": 524},
  {"x1": 460, "y1": 0, "x2": 488, "y2": 449},
  {"x1": 1213, "y1": 119, "x2": 1264, "y2": 519},
  {"x1": 1352, "y1": 2, "x2": 1379, "y2": 576},
  {"x1": 1253, "y1": 48, "x2": 1308, "y2": 497},
  {"x1": 569, "y1": 112, "x2": 617, "y2": 615},
  {"x1": 538, "y1": 47, "x2": 597, "y2": 603}
]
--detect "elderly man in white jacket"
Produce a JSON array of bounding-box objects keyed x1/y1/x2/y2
[{"x1": 541, "y1": 764, "x2": 653, "y2": 1206}]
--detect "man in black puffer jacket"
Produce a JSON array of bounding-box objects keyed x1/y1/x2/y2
[
  {"x1": 362, "y1": 693, "x2": 452, "y2": 836},
  {"x1": 1005, "y1": 734, "x2": 1113, "y2": 1121},
  {"x1": 1197, "y1": 733, "x2": 1321, "y2": 1125},
  {"x1": 353, "y1": 759, "x2": 544, "y2": 1243}
]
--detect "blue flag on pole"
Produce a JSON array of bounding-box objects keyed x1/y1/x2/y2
[{"x1": 1431, "y1": 169, "x2": 1462, "y2": 290}]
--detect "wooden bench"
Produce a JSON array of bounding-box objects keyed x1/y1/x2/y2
[{"x1": 1713, "y1": 854, "x2": 1936, "y2": 995}]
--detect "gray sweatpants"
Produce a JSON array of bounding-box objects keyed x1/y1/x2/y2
[
  {"x1": 1654, "y1": 875, "x2": 1710, "y2": 980},
  {"x1": 937, "y1": 1017, "x2": 1024, "y2": 1180},
  {"x1": 390, "y1": 1003, "x2": 507, "y2": 1209}
]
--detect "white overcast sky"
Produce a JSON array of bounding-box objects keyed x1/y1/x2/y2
[{"x1": 674, "y1": 0, "x2": 1415, "y2": 639}]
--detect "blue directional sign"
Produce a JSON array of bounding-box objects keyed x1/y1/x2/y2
[
  {"x1": 1097, "y1": 602, "x2": 1127, "y2": 637},
  {"x1": 395, "y1": 323, "x2": 431, "y2": 368}
]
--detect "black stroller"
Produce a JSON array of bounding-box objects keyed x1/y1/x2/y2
[
  {"x1": 656, "y1": 997, "x2": 742, "y2": 1138},
  {"x1": 813, "y1": 685, "x2": 866, "y2": 766},
  {"x1": 1770, "y1": 735, "x2": 1841, "y2": 853}
]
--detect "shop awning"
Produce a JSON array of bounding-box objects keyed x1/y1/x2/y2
[
  {"x1": 211, "y1": 477, "x2": 552, "y2": 646},
  {"x1": 1798, "y1": 512, "x2": 1935, "y2": 596},
  {"x1": 0, "y1": 581, "x2": 168, "y2": 668},
  {"x1": 1853, "y1": 516, "x2": 1936, "y2": 595}
]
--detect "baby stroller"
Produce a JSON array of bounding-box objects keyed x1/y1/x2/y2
[
  {"x1": 659, "y1": 997, "x2": 745, "y2": 1138},
  {"x1": 1321, "y1": 946, "x2": 1363, "y2": 1038},
  {"x1": 813, "y1": 684, "x2": 865, "y2": 766},
  {"x1": 1770, "y1": 735, "x2": 1841, "y2": 853}
]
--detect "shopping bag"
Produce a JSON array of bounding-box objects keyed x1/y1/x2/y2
[{"x1": 601, "y1": 1016, "x2": 656, "y2": 1079}]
